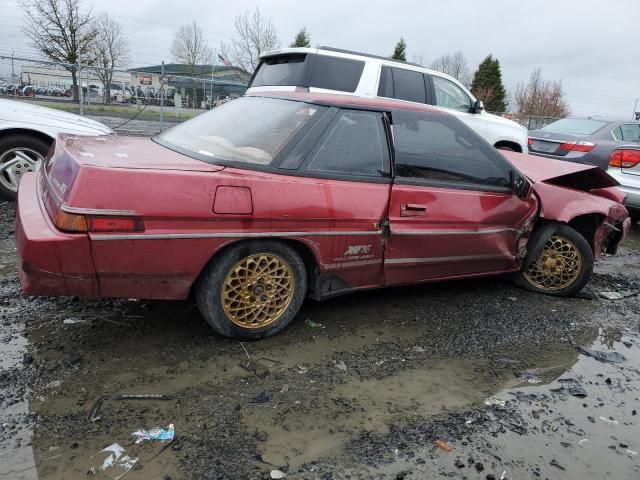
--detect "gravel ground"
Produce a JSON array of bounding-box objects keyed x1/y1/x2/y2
[{"x1": 0, "y1": 198, "x2": 639, "y2": 480}]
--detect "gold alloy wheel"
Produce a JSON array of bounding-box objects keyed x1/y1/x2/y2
[
  {"x1": 523, "y1": 235, "x2": 582, "y2": 291},
  {"x1": 221, "y1": 254, "x2": 295, "y2": 329}
]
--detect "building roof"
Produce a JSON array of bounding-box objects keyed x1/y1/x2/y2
[{"x1": 129, "y1": 64, "x2": 249, "y2": 77}]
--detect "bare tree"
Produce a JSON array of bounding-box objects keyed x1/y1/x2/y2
[
  {"x1": 20, "y1": 0, "x2": 97, "y2": 102},
  {"x1": 411, "y1": 52, "x2": 426, "y2": 67},
  {"x1": 90, "y1": 13, "x2": 127, "y2": 105},
  {"x1": 429, "y1": 51, "x2": 470, "y2": 86},
  {"x1": 514, "y1": 68, "x2": 569, "y2": 118},
  {"x1": 171, "y1": 22, "x2": 213, "y2": 75},
  {"x1": 220, "y1": 6, "x2": 279, "y2": 73}
]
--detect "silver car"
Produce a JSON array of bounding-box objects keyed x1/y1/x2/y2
[
  {"x1": 607, "y1": 145, "x2": 640, "y2": 223},
  {"x1": 0, "y1": 99, "x2": 112, "y2": 200},
  {"x1": 528, "y1": 117, "x2": 640, "y2": 170}
]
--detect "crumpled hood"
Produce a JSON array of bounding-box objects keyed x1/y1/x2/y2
[
  {"x1": 502, "y1": 150, "x2": 619, "y2": 189},
  {"x1": 0, "y1": 99, "x2": 113, "y2": 135}
]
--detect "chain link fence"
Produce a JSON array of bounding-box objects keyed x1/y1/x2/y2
[{"x1": 0, "y1": 55, "x2": 248, "y2": 136}]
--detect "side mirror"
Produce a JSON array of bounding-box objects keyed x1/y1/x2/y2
[
  {"x1": 512, "y1": 172, "x2": 530, "y2": 199},
  {"x1": 472, "y1": 99, "x2": 484, "y2": 114}
]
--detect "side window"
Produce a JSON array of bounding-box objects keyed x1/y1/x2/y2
[
  {"x1": 620, "y1": 124, "x2": 640, "y2": 142},
  {"x1": 305, "y1": 110, "x2": 389, "y2": 178},
  {"x1": 310, "y1": 56, "x2": 365, "y2": 93},
  {"x1": 393, "y1": 110, "x2": 512, "y2": 188},
  {"x1": 378, "y1": 66, "x2": 394, "y2": 98},
  {"x1": 391, "y1": 67, "x2": 426, "y2": 103},
  {"x1": 432, "y1": 76, "x2": 472, "y2": 112},
  {"x1": 612, "y1": 126, "x2": 623, "y2": 140}
]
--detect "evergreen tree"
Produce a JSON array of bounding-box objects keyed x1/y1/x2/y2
[
  {"x1": 290, "y1": 28, "x2": 311, "y2": 48},
  {"x1": 392, "y1": 37, "x2": 407, "y2": 61},
  {"x1": 470, "y1": 55, "x2": 508, "y2": 112}
]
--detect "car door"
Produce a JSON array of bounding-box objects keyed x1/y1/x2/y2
[
  {"x1": 384, "y1": 109, "x2": 537, "y2": 285},
  {"x1": 429, "y1": 75, "x2": 488, "y2": 141}
]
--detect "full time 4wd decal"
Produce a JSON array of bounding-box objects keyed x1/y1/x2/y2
[{"x1": 332, "y1": 245, "x2": 374, "y2": 263}]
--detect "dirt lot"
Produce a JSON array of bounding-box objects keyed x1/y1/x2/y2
[{"x1": 1, "y1": 198, "x2": 639, "y2": 480}]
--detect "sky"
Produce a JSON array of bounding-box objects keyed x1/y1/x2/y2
[{"x1": 0, "y1": 0, "x2": 638, "y2": 118}]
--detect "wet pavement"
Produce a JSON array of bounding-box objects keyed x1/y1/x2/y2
[{"x1": 0, "y1": 198, "x2": 639, "y2": 479}]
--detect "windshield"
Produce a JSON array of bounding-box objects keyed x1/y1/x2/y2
[
  {"x1": 157, "y1": 96, "x2": 323, "y2": 165},
  {"x1": 542, "y1": 118, "x2": 607, "y2": 136}
]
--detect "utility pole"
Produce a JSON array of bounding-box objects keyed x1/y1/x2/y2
[{"x1": 160, "y1": 61, "x2": 165, "y2": 126}]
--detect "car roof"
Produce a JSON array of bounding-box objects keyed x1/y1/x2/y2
[
  {"x1": 563, "y1": 116, "x2": 640, "y2": 126},
  {"x1": 248, "y1": 90, "x2": 445, "y2": 115}
]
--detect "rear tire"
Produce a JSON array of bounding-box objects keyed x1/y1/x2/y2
[
  {"x1": 512, "y1": 224, "x2": 593, "y2": 296},
  {"x1": 0, "y1": 134, "x2": 51, "y2": 201},
  {"x1": 195, "y1": 241, "x2": 307, "y2": 340}
]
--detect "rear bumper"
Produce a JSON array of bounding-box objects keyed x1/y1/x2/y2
[
  {"x1": 607, "y1": 169, "x2": 640, "y2": 210},
  {"x1": 16, "y1": 173, "x2": 97, "y2": 297}
]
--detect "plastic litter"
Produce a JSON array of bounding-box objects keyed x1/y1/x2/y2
[
  {"x1": 63, "y1": 318, "x2": 85, "y2": 324},
  {"x1": 484, "y1": 397, "x2": 506, "y2": 407},
  {"x1": 305, "y1": 319, "x2": 324, "y2": 329},
  {"x1": 270, "y1": 470, "x2": 286, "y2": 479},
  {"x1": 578, "y1": 438, "x2": 589, "y2": 446},
  {"x1": 519, "y1": 372, "x2": 541, "y2": 384},
  {"x1": 89, "y1": 443, "x2": 138, "y2": 480},
  {"x1": 131, "y1": 424, "x2": 175, "y2": 444},
  {"x1": 435, "y1": 439, "x2": 453, "y2": 452},
  {"x1": 599, "y1": 416, "x2": 619, "y2": 424},
  {"x1": 577, "y1": 346, "x2": 626, "y2": 364},
  {"x1": 599, "y1": 291, "x2": 624, "y2": 300}
]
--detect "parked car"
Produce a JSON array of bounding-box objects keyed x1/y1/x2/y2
[
  {"x1": 528, "y1": 117, "x2": 640, "y2": 170},
  {"x1": 16, "y1": 93, "x2": 629, "y2": 340},
  {"x1": 247, "y1": 46, "x2": 528, "y2": 152},
  {"x1": 0, "y1": 98, "x2": 113, "y2": 200},
  {"x1": 607, "y1": 145, "x2": 640, "y2": 222}
]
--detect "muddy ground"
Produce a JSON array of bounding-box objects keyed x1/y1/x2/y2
[{"x1": 0, "y1": 198, "x2": 639, "y2": 480}]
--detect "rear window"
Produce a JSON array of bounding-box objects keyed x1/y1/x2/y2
[
  {"x1": 250, "y1": 54, "x2": 364, "y2": 93},
  {"x1": 251, "y1": 54, "x2": 308, "y2": 87},
  {"x1": 377, "y1": 66, "x2": 426, "y2": 104},
  {"x1": 156, "y1": 97, "x2": 324, "y2": 166},
  {"x1": 542, "y1": 118, "x2": 607, "y2": 135}
]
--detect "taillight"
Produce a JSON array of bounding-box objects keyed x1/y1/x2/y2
[
  {"x1": 558, "y1": 141, "x2": 596, "y2": 153},
  {"x1": 54, "y1": 211, "x2": 144, "y2": 233},
  {"x1": 609, "y1": 149, "x2": 640, "y2": 169},
  {"x1": 527, "y1": 137, "x2": 533, "y2": 146},
  {"x1": 86, "y1": 216, "x2": 145, "y2": 232}
]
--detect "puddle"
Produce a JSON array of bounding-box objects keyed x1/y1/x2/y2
[{"x1": 242, "y1": 359, "x2": 503, "y2": 468}]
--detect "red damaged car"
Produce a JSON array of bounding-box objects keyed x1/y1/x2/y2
[{"x1": 16, "y1": 93, "x2": 630, "y2": 339}]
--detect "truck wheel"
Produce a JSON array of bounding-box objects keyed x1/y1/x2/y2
[
  {"x1": 0, "y1": 135, "x2": 50, "y2": 201},
  {"x1": 512, "y1": 224, "x2": 593, "y2": 296},
  {"x1": 195, "y1": 241, "x2": 307, "y2": 340}
]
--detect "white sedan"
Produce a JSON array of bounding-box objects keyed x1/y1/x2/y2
[{"x1": 0, "y1": 99, "x2": 112, "y2": 200}]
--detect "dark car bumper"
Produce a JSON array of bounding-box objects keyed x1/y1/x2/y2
[{"x1": 16, "y1": 173, "x2": 97, "y2": 297}]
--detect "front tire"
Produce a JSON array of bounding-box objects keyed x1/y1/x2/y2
[
  {"x1": 512, "y1": 224, "x2": 593, "y2": 296},
  {"x1": 0, "y1": 134, "x2": 50, "y2": 201},
  {"x1": 195, "y1": 241, "x2": 307, "y2": 340}
]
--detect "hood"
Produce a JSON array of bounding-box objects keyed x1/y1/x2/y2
[
  {"x1": 502, "y1": 151, "x2": 619, "y2": 190},
  {"x1": 484, "y1": 111, "x2": 527, "y2": 131},
  {"x1": 57, "y1": 134, "x2": 224, "y2": 172},
  {"x1": 0, "y1": 99, "x2": 113, "y2": 135}
]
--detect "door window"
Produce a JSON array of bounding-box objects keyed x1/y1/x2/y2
[
  {"x1": 432, "y1": 76, "x2": 472, "y2": 112},
  {"x1": 304, "y1": 110, "x2": 390, "y2": 178},
  {"x1": 393, "y1": 110, "x2": 511, "y2": 189},
  {"x1": 377, "y1": 66, "x2": 426, "y2": 104}
]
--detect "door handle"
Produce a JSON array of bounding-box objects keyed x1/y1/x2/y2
[{"x1": 400, "y1": 203, "x2": 427, "y2": 217}]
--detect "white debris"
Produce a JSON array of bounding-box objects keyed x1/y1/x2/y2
[
  {"x1": 270, "y1": 469, "x2": 286, "y2": 479},
  {"x1": 484, "y1": 397, "x2": 506, "y2": 407},
  {"x1": 578, "y1": 438, "x2": 589, "y2": 446},
  {"x1": 599, "y1": 416, "x2": 619, "y2": 424},
  {"x1": 63, "y1": 318, "x2": 85, "y2": 325},
  {"x1": 335, "y1": 360, "x2": 347, "y2": 371},
  {"x1": 599, "y1": 291, "x2": 624, "y2": 300}
]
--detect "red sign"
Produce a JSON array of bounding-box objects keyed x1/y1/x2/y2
[{"x1": 139, "y1": 74, "x2": 152, "y2": 85}]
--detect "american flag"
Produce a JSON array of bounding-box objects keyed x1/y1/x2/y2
[{"x1": 218, "y1": 54, "x2": 232, "y2": 67}]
